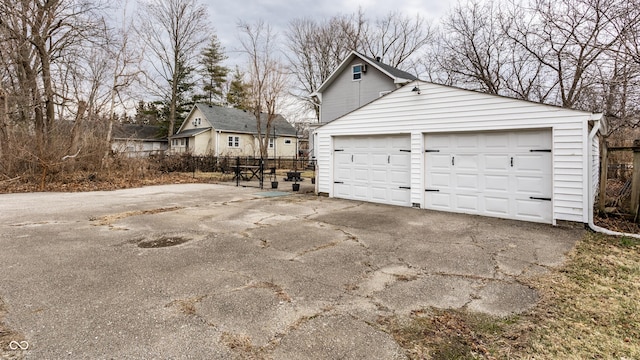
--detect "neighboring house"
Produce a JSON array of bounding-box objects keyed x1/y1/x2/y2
[
  {"x1": 171, "y1": 103, "x2": 298, "y2": 157},
  {"x1": 111, "y1": 123, "x2": 167, "y2": 157},
  {"x1": 314, "y1": 79, "x2": 606, "y2": 225},
  {"x1": 308, "y1": 51, "x2": 417, "y2": 157}
]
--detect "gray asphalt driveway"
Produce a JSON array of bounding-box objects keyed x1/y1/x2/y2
[{"x1": 0, "y1": 184, "x2": 582, "y2": 359}]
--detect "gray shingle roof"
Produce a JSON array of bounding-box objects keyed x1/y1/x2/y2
[
  {"x1": 171, "y1": 128, "x2": 211, "y2": 139},
  {"x1": 356, "y1": 52, "x2": 418, "y2": 82},
  {"x1": 112, "y1": 124, "x2": 166, "y2": 141},
  {"x1": 193, "y1": 104, "x2": 297, "y2": 136}
]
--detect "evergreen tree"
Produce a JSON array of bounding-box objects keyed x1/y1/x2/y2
[
  {"x1": 226, "y1": 66, "x2": 250, "y2": 110},
  {"x1": 199, "y1": 35, "x2": 229, "y2": 105}
]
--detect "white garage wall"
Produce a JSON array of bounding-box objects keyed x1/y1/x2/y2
[{"x1": 315, "y1": 80, "x2": 599, "y2": 223}]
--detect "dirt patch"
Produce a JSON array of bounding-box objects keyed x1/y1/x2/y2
[
  {"x1": 247, "y1": 282, "x2": 292, "y2": 302},
  {"x1": 91, "y1": 207, "x2": 184, "y2": 226},
  {"x1": 166, "y1": 295, "x2": 207, "y2": 316},
  {"x1": 137, "y1": 235, "x2": 191, "y2": 248},
  {"x1": 378, "y1": 309, "x2": 524, "y2": 359}
]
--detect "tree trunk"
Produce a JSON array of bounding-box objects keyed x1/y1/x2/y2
[
  {"x1": 0, "y1": 86, "x2": 9, "y2": 160},
  {"x1": 70, "y1": 100, "x2": 87, "y2": 155}
]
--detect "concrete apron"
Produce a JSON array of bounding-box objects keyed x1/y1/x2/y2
[{"x1": 0, "y1": 184, "x2": 582, "y2": 359}]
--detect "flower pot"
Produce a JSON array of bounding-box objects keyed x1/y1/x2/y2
[
  {"x1": 292, "y1": 183, "x2": 300, "y2": 192},
  {"x1": 271, "y1": 181, "x2": 279, "y2": 189}
]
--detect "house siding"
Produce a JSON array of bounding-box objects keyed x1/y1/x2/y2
[
  {"x1": 320, "y1": 58, "x2": 397, "y2": 123},
  {"x1": 315, "y1": 81, "x2": 596, "y2": 223}
]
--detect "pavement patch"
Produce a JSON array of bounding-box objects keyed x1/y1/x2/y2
[{"x1": 256, "y1": 191, "x2": 291, "y2": 197}]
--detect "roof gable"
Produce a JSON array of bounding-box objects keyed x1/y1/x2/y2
[{"x1": 313, "y1": 51, "x2": 418, "y2": 96}]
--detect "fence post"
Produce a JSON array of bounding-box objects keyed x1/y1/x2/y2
[
  {"x1": 235, "y1": 156, "x2": 240, "y2": 187},
  {"x1": 598, "y1": 139, "x2": 607, "y2": 213},
  {"x1": 631, "y1": 140, "x2": 640, "y2": 218}
]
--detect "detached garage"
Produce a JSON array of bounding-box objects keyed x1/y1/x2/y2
[{"x1": 314, "y1": 80, "x2": 604, "y2": 225}]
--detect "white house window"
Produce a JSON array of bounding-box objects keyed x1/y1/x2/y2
[
  {"x1": 352, "y1": 64, "x2": 363, "y2": 80},
  {"x1": 269, "y1": 138, "x2": 275, "y2": 148},
  {"x1": 284, "y1": 139, "x2": 292, "y2": 144},
  {"x1": 228, "y1": 136, "x2": 240, "y2": 147},
  {"x1": 180, "y1": 138, "x2": 185, "y2": 146}
]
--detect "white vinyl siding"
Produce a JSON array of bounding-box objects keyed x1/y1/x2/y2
[{"x1": 316, "y1": 80, "x2": 598, "y2": 224}]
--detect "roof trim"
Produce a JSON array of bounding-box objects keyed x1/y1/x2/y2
[
  {"x1": 170, "y1": 127, "x2": 211, "y2": 139},
  {"x1": 313, "y1": 51, "x2": 418, "y2": 95}
]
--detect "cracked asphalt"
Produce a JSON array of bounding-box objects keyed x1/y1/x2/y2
[{"x1": 0, "y1": 184, "x2": 583, "y2": 359}]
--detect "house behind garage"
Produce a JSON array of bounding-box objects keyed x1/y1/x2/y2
[
  {"x1": 171, "y1": 103, "x2": 299, "y2": 157},
  {"x1": 313, "y1": 56, "x2": 604, "y2": 225}
]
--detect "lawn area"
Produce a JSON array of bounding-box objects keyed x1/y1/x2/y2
[{"x1": 378, "y1": 232, "x2": 640, "y2": 359}]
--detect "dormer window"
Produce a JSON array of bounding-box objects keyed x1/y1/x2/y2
[{"x1": 352, "y1": 64, "x2": 364, "y2": 80}]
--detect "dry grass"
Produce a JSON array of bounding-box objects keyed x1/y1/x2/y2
[
  {"x1": 522, "y1": 233, "x2": 640, "y2": 358},
  {"x1": 379, "y1": 232, "x2": 640, "y2": 359},
  {"x1": 90, "y1": 206, "x2": 184, "y2": 226},
  {"x1": 165, "y1": 295, "x2": 207, "y2": 316}
]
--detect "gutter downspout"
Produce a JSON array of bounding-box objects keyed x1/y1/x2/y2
[{"x1": 588, "y1": 117, "x2": 640, "y2": 239}]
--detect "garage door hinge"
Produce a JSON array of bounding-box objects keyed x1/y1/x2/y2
[
  {"x1": 530, "y1": 196, "x2": 551, "y2": 201},
  {"x1": 334, "y1": 149, "x2": 345, "y2": 152},
  {"x1": 425, "y1": 189, "x2": 440, "y2": 192},
  {"x1": 334, "y1": 181, "x2": 344, "y2": 184},
  {"x1": 424, "y1": 149, "x2": 440, "y2": 152},
  {"x1": 399, "y1": 186, "x2": 411, "y2": 189},
  {"x1": 530, "y1": 149, "x2": 551, "y2": 152}
]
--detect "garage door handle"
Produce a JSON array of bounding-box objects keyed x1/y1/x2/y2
[
  {"x1": 425, "y1": 189, "x2": 440, "y2": 192},
  {"x1": 334, "y1": 181, "x2": 344, "y2": 184},
  {"x1": 451, "y1": 156, "x2": 454, "y2": 166},
  {"x1": 530, "y1": 196, "x2": 551, "y2": 201},
  {"x1": 399, "y1": 186, "x2": 411, "y2": 189}
]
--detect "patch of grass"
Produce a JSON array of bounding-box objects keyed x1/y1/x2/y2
[
  {"x1": 378, "y1": 309, "x2": 521, "y2": 359},
  {"x1": 523, "y1": 232, "x2": 640, "y2": 359},
  {"x1": 379, "y1": 232, "x2": 640, "y2": 359}
]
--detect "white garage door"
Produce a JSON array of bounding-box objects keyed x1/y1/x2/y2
[
  {"x1": 333, "y1": 135, "x2": 411, "y2": 206},
  {"x1": 424, "y1": 129, "x2": 552, "y2": 223}
]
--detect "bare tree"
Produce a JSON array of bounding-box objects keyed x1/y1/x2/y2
[
  {"x1": 238, "y1": 20, "x2": 289, "y2": 160},
  {"x1": 362, "y1": 11, "x2": 434, "y2": 68},
  {"x1": 437, "y1": 0, "x2": 506, "y2": 95},
  {"x1": 286, "y1": 10, "x2": 431, "y2": 121},
  {"x1": 505, "y1": 0, "x2": 626, "y2": 108},
  {"x1": 285, "y1": 13, "x2": 366, "y2": 120},
  {"x1": 137, "y1": 0, "x2": 209, "y2": 140},
  {"x1": 0, "y1": 0, "x2": 107, "y2": 186}
]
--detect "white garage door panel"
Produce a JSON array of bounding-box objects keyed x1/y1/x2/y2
[
  {"x1": 333, "y1": 135, "x2": 411, "y2": 207},
  {"x1": 425, "y1": 129, "x2": 552, "y2": 223}
]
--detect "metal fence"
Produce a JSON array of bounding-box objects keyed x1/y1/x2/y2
[{"x1": 152, "y1": 154, "x2": 314, "y2": 174}]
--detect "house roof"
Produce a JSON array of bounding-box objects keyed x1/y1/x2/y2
[
  {"x1": 112, "y1": 124, "x2": 166, "y2": 141},
  {"x1": 180, "y1": 104, "x2": 297, "y2": 137},
  {"x1": 171, "y1": 127, "x2": 211, "y2": 139},
  {"x1": 313, "y1": 50, "x2": 419, "y2": 96}
]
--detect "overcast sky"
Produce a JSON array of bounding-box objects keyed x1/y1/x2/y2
[{"x1": 206, "y1": 0, "x2": 454, "y2": 66}]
